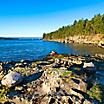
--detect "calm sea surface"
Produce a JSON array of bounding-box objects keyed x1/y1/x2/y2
[{"x1": 0, "y1": 38, "x2": 104, "y2": 62}]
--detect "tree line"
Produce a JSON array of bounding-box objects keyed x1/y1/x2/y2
[{"x1": 43, "y1": 14, "x2": 104, "y2": 40}]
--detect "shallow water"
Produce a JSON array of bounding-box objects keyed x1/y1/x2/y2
[
  {"x1": 68, "y1": 43, "x2": 104, "y2": 55},
  {"x1": 0, "y1": 38, "x2": 104, "y2": 62}
]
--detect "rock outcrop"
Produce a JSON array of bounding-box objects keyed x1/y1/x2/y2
[
  {"x1": 45, "y1": 34, "x2": 104, "y2": 48},
  {"x1": 0, "y1": 54, "x2": 103, "y2": 104}
]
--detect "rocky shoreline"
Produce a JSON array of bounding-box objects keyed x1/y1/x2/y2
[
  {"x1": 0, "y1": 53, "x2": 104, "y2": 104},
  {"x1": 44, "y1": 35, "x2": 104, "y2": 48}
]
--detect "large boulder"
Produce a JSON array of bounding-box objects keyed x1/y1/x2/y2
[{"x1": 1, "y1": 71, "x2": 23, "y2": 87}]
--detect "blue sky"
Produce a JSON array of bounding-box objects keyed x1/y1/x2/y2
[{"x1": 0, "y1": 0, "x2": 104, "y2": 37}]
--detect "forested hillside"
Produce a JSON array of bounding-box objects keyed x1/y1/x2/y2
[{"x1": 43, "y1": 14, "x2": 104, "y2": 40}]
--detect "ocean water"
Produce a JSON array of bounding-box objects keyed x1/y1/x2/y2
[{"x1": 0, "y1": 38, "x2": 104, "y2": 62}]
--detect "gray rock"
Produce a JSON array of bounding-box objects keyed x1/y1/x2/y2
[
  {"x1": 83, "y1": 62, "x2": 96, "y2": 73},
  {"x1": 1, "y1": 71, "x2": 23, "y2": 87},
  {"x1": 83, "y1": 62, "x2": 95, "y2": 68}
]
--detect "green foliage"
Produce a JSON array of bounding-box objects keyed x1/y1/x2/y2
[
  {"x1": 54, "y1": 68, "x2": 60, "y2": 71},
  {"x1": 0, "y1": 86, "x2": 9, "y2": 99},
  {"x1": 61, "y1": 71, "x2": 72, "y2": 77},
  {"x1": 43, "y1": 14, "x2": 104, "y2": 40},
  {"x1": 87, "y1": 84, "x2": 104, "y2": 103}
]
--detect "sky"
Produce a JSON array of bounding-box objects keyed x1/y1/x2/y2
[{"x1": 0, "y1": 0, "x2": 104, "y2": 37}]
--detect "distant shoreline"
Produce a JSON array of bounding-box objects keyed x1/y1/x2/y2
[
  {"x1": 0, "y1": 37, "x2": 42, "y2": 40},
  {"x1": 0, "y1": 37, "x2": 19, "y2": 40}
]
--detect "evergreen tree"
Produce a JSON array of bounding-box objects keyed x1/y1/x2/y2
[{"x1": 43, "y1": 14, "x2": 104, "y2": 40}]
